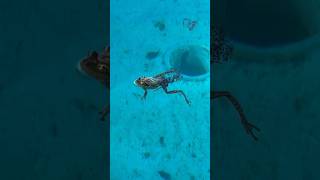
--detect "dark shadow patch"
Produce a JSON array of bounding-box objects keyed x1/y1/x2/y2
[
  {"x1": 145, "y1": 51, "x2": 160, "y2": 60},
  {"x1": 143, "y1": 152, "x2": 151, "y2": 159},
  {"x1": 69, "y1": 98, "x2": 99, "y2": 114},
  {"x1": 158, "y1": 170, "x2": 171, "y2": 180},
  {"x1": 154, "y1": 20, "x2": 166, "y2": 31},
  {"x1": 214, "y1": 0, "x2": 310, "y2": 47},
  {"x1": 50, "y1": 121, "x2": 58, "y2": 138},
  {"x1": 159, "y1": 136, "x2": 165, "y2": 146},
  {"x1": 293, "y1": 96, "x2": 307, "y2": 114},
  {"x1": 169, "y1": 45, "x2": 209, "y2": 77}
]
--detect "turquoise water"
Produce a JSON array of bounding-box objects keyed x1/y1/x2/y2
[
  {"x1": 4, "y1": 0, "x2": 320, "y2": 179},
  {"x1": 0, "y1": 0, "x2": 108, "y2": 179},
  {"x1": 212, "y1": 45, "x2": 320, "y2": 179},
  {"x1": 212, "y1": 1, "x2": 320, "y2": 179},
  {"x1": 110, "y1": 0, "x2": 210, "y2": 179}
]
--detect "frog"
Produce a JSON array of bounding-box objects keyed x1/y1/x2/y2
[
  {"x1": 78, "y1": 46, "x2": 109, "y2": 121},
  {"x1": 211, "y1": 27, "x2": 260, "y2": 141},
  {"x1": 134, "y1": 69, "x2": 191, "y2": 105}
]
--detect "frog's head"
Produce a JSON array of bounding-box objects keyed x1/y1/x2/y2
[
  {"x1": 78, "y1": 47, "x2": 109, "y2": 83},
  {"x1": 134, "y1": 76, "x2": 148, "y2": 88}
]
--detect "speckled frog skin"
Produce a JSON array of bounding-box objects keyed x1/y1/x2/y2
[
  {"x1": 211, "y1": 28, "x2": 260, "y2": 141},
  {"x1": 134, "y1": 69, "x2": 191, "y2": 105},
  {"x1": 79, "y1": 46, "x2": 109, "y2": 121}
]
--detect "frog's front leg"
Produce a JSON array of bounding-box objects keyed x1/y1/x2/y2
[
  {"x1": 142, "y1": 89, "x2": 148, "y2": 100},
  {"x1": 99, "y1": 105, "x2": 109, "y2": 121},
  {"x1": 211, "y1": 91, "x2": 260, "y2": 141}
]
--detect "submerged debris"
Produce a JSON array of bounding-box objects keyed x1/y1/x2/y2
[
  {"x1": 158, "y1": 170, "x2": 171, "y2": 180},
  {"x1": 154, "y1": 20, "x2": 166, "y2": 31},
  {"x1": 183, "y1": 18, "x2": 197, "y2": 31},
  {"x1": 159, "y1": 136, "x2": 165, "y2": 146}
]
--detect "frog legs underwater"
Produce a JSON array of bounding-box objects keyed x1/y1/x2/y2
[
  {"x1": 134, "y1": 69, "x2": 191, "y2": 105},
  {"x1": 211, "y1": 91, "x2": 260, "y2": 141},
  {"x1": 211, "y1": 27, "x2": 260, "y2": 141},
  {"x1": 155, "y1": 70, "x2": 191, "y2": 105}
]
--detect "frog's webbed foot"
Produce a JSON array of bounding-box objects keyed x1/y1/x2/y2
[
  {"x1": 212, "y1": 91, "x2": 260, "y2": 141},
  {"x1": 99, "y1": 105, "x2": 109, "y2": 121},
  {"x1": 242, "y1": 120, "x2": 260, "y2": 141}
]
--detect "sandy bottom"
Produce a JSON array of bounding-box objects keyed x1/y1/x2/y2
[{"x1": 110, "y1": 0, "x2": 210, "y2": 179}]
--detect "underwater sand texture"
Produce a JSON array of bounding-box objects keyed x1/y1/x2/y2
[
  {"x1": 110, "y1": 0, "x2": 210, "y2": 179},
  {"x1": 0, "y1": 0, "x2": 108, "y2": 179}
]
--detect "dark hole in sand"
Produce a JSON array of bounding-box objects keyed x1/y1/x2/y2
[
  {"x1": 213, "y1": 0, "x2": 311, "y2": 47},
  {"x1": 169, "y1": 45, "x2": 209, "y2": 77}
]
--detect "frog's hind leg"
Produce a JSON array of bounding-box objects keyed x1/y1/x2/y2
[
  {"x1": 162, "y1": 86, "x2": 191, "y2": 105},
  {"x1": 212, "y1": 91, "x2": 260, "y2": 141}
]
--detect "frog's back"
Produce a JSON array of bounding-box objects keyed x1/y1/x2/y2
[{"x1": 144, "y1": 77, "x2": 162, "y2": 89}]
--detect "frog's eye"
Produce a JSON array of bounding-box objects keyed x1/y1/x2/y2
[
  {"x1": 97, "y1": 64, "x2": 107, "y2": 71},
  {"x1": 134, "y1": 79, "x2": 140, "y2": 86}
]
